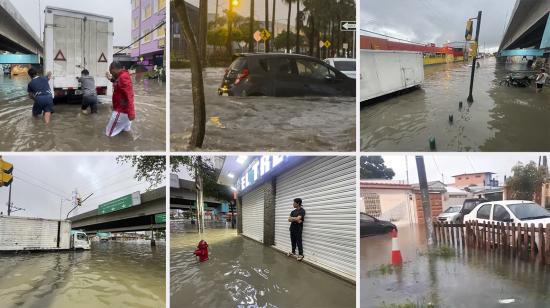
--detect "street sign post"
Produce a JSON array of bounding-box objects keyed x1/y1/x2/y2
[{"x1": 340, "y1": 21, "x2": 356, "y2": 58}]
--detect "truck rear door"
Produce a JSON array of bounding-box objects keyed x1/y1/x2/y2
[{"x1": 52, "y1": 14, "x2": 84, "y2": 88}]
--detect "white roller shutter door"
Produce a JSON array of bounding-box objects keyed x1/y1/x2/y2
[
  {"x1": 241, "y1": 186, "x2": 265, "y2": 243},
  {"x1": 274, "y1": 156, "x2": 356, "y2": 281}
]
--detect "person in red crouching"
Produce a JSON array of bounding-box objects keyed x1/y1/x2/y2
[{"x1": 105, "y1": 61, "x2": 135, "y2": 137}]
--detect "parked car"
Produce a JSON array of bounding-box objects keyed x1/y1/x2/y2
[
  {"x1": 457, "y1": 198, "x2": 488, "y2": 223},
  {"x1": 360, "y1": 213, "x2": 397, "y2": 237},
  {"x1": 437, "y1": 205, "x2": 463, "y2": 223},
  {"x1": 323, "y1": 58, "x2": 356, "y2": 79},
  {"x1": 463, "y1": 200, "x2": 550, "y2": 251},
  {"x1": 218, "y1": 53, "x2": 355, "y2": 97}
]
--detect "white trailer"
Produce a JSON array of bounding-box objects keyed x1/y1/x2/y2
[
  {"x1": 360, "y1": 50, "x2": 424, "y2": 101},
  {"x1": 0, "y1": 216, "x2": 90, "y2": 252},
  {"x1": 43, "y1": 6, "x2": 113, "y2": 100}
]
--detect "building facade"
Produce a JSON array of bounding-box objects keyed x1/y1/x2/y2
[
  {"x1": 227, "y1": 155, "x2": 356, "y2": 282},
  {"x1": 131, "y1": 0, "x2": 166, "y2": 69},
  {"x1": 452, "y1": 172, "x2": 497, "y2": 188}
]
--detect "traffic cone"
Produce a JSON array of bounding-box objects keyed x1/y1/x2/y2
[{"x1": 391, "y1": 229, "x2": 403, "y2": 265}]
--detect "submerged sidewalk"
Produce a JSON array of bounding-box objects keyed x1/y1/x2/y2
[{"x1": 171, "y1": 227, "x2": 355, "y2": 308}]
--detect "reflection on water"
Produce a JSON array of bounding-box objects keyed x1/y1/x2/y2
[
  {"x1": 171, "y1": 224, "x2": 354, "y2": 308},
  {"x1": 170, "y1": 68, "x2": 355, "y2": 151},
  {"x1": 361, "y1": 224, "x2": 550, "y2": 307},
  {"x1": 361, "y1": 58, "x2": 550, "y2": 151},
  {"x1": 0, "y1": 74, "x2": 166, "y2": 151},
  {"x1": 0, "y1": 240, "x2": 165, "y2": 308}
]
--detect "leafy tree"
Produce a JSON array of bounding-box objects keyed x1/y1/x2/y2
[
  {"x1": 117, "y1": 156, "x2": 166, "y2": 188},
  {"x1": 273, "y1": 30, "x2": 304, "y2": 50},
  {"x1": 360, "y1": 156, "x2": 395, "y2": 180},
  {"x1": 506, "y1": 161, "x2": 547, "y2": 200}
]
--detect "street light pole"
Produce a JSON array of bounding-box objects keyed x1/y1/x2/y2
[
  {"x1": 416, "y1": 156, "x2": 435, "y2": 248},
  {"x1": 467, "y1": 11, "x2": 482, "y2": 103},
  {"x1": 227, "y1": 0, "x2": 234, "y2": 57}
]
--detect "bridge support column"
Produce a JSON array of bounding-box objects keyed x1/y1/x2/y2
[{"x1": 151, "y1": 228, "x2": 156, "y2": 246}]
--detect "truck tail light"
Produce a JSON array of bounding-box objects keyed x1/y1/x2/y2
[{"x1": 96, "y1": 87, "x2": 107, "y2": 95}]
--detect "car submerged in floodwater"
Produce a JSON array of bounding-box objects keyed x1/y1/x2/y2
[
  {"x1": 360, "y1": 213, "x2": 397, "y2": 237},
  {"x1": 218, "y1": 53, "x2": 355, "y2": 97}
]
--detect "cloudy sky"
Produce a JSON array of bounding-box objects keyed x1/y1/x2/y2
[
  {"x1": 8, "y1": 0, "x2": 131, "y2": 45},
  {"x1": 361, "y1": 0, "x2": 517, "y2": 52},
  {"x1": 0, "y1": 155, "x2": 162, "y2": 220},
  {"x1": 378, "y1": 154, "x2": 545, "y2": 185}
]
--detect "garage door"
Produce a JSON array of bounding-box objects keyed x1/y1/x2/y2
[
  {"x1": 241, "y1": 185, "x2": 265, "y2": 243},
  {"x1": 274, "y1": 156, "x2": 356, "y2": 281}
]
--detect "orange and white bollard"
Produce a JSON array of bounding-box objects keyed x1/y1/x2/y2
[{"x1": 391, "y1": 228, "x2": 403, "y2": 265}]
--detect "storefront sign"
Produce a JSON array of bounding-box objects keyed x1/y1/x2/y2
[{"x1": 237, "y1": 155, "x2": 287, "y2": 191}]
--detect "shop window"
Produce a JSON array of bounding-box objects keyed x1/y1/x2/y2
[{"x1": 143, "y1": 29, "x2": 152, "y2": 43}]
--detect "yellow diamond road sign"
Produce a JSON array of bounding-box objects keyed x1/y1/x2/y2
[
  {"x1": 324, "y1": 40, "x2": 331, "y2": 48},
  {"x1": 260, "y1": 29, "x2": 271, "y2": 41}
]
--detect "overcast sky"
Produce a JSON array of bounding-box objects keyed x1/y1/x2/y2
[
  {"x1": 361, "y1": 0, "x2": 517, "y2": 52},
  {"x1": 0, "y1": 155, "x2": 162, "y2": 220},
  {"x1": 8, "y1": 0, "x2": 131, "y2": 45},
  {"x1": 377, "y1": 154, "x2": 545, "y2": 185}
]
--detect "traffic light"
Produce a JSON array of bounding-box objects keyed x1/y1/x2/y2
[
  {"x1": 465, "y1": 19, "x2": 473, "y2": 41},
  {"x1": 231, "y1": 0, "x2": 239, "y2": 7},
  {"x1": 0, "y1": 157, "x2": 13, "y2": 187},
  {"x1": 77, "y1": 197, "x2": 82, "y2": 206}
]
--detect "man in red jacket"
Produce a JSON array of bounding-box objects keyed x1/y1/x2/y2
[{"x1": 105, "y1": 61, "x2": 136, "y2": 137}]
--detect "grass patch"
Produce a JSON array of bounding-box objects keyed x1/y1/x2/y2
[
  {"x1": 378, "y1": 264, "x2": 395, "y2": 275},
  {"x1": 421, "y1": 245, "x2": 455, "y2": 258}
]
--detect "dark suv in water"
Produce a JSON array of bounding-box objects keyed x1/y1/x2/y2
[{"x1": 218, "y1": 53, "x2": 355, "y2": 97}]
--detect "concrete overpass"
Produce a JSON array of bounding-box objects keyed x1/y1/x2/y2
[
  {"x1": 499, "y1": 0, "x2": 550, "y2": 53},
  {"x1": 69, "y1": 187, "x2": 165, "y2": 234},
  {"x1": 170, "y1": 177, "x2": 226, "y2": 211},
  {"x1": 0, "y1": 0, "x2": 42, "y2": 56}
]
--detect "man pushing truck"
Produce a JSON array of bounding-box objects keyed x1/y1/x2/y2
[{"x1": 105, "y1": 61, "x2": 136, "y2": 137}]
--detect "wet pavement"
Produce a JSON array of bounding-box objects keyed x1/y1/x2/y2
[
  {"x1": 361, "y1": 58, "x2": 550, "y2": 151},
  {"x1": 361, "y1": 224, "x2": 550, "y2": 307},
  {"x1": 171, "y1": 224, "x2": 355, "y2": 308},
  {"x1": 0, "y1": 240, "x2": 165, "y2": 308},
  {"x1": 0, "y1": 74, "x2": 165, "y2": 151},
  {"x1": 170, "y1": 68, "x2": 355, "y2": 151}
]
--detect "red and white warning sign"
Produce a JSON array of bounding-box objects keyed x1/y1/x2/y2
[
  {"x1": 98, "y1": 52, "x2": 107, "y2": 63},
  {"x1": 54, "y1": 50, "x2": 66, "y2": 61}
]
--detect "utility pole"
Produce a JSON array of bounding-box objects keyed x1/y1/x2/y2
[
  {"x1": 248, "y1": 0, "x2": 255, "y2": 52},
  {"x1": 416, "y1": 156, "x2": 435, "y2": 248},
  {"x1": 467, "y1": 11, "x2": 482, "y2": 103},
  {"x1": 265, "y1": 0, "x2": 269, "y2": 52},
  {"x1": 7, "y1": 175, "x2": 12, "y2": 216}
]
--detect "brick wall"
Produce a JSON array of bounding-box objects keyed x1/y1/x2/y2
[{"x1": 414, "y1": 192, "x2": 443, "y2": 224}]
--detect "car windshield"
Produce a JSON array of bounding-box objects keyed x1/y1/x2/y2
[
  {"x1": 508, "y1": 203, "x2": 550, "y2": 220},
  {"x1": 360, "y1": 213, "x2": 375, "y2": 222},
  {"x1": 333, "y1": 60, "x2": 356, "y2": 71},
  {"x1": 228, "y1": 57, "x2": 247, "y2": 71},
  {"x1": 444, "y1": 206, "x2": 461, "y2": 213},
  {"x1": 463, "y1": 200, "x2": 483, "y2": 212}
]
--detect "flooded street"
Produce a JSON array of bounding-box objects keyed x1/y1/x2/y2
[
  {"x1": 0, "y1": 240, "x2": 165, "y2": 308},
  {"x1": 170, "y1": 68, "x2": 355, "y2": 151},
  {"x1": 171, "y1": 225, "x2": 355, "y2": 308},
  {"x1": 361, "y1": 58, "x2": 550, "y2": 151},
  {"x1": 361, "y1": 224, "x2": 550, "y2": 307},
  {"x1": 0, "y1": 74, "x2": 165, "y2": 151}
]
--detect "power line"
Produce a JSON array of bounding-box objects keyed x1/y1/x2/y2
[
  {"x1": 360, "y1": 28, "x2": 426, "y2": 46},
  {"x1": 115, "y1": 20, "x2": 166, "y2": 55},
  {"x1": 14, "y1": 176, "x2": 71, "y2": 200},
  {"x1": 14, "y1": 167, "x2": 70, "y2": 198},
  {"x1": 85, "y1": 182, "x2": 146, "y2": 204}
]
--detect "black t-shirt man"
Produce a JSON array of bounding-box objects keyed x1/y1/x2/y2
[{"x1": 288, "y1": 198, "x2": 306, "y2": 259}]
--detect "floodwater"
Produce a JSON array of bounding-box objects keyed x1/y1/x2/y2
[
  {"x1": 361, "y1": 58, "x2": 550, "y2": 151},
  {"x1": 0, "y1": 240, "x2": 165, "y2": 308},
  {"x1": 361, "y1": 224, "x2": 550, "y2": 307},
  {"x1": 171, "y1": 224, "x2": 355, "y2": 308},
  {"x1": 170, "y1": 68, "x2": 355, "y2": 151},
  {"x1": 0, "y1": 74, "x2": 165, "y2": 151}
]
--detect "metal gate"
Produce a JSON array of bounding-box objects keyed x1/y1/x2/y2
[
  {"x1": 241, "y1": 186, "x2": 265, "y2": 243},
  {"x1": 274, "y1": 156, "x2": 356, "y2": 281}
]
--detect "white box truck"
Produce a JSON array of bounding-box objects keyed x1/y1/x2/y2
[
  {"x1": 0, "y1": 216, "x2": 90, "y2": 252},
  {"x1": 43, "y1": 6, "x2": 113, "y2": 100},
  {"x1": 360, "y1": 50, "x2": 424, "y2": 101}
]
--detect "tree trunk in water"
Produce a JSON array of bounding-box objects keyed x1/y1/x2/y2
[
  {"x1": 295, "y1": 0, "x2": 300, "y2": 54},
  {"x1": 286, "y1": 1, "x2": 291, "y2": 53},
  {"x1": 249, "y1": 0, "x2": 255, "y2": 52},
  {"x1": 271, "y1": 0, "x2": 276, "y2": 51},
  {"x1": 174, "y1": 0, "x2": 205, "y2": 148},
  {"x1": 199, "y1": 0, "x2": 207, "y2": 66},
  {"x1": 265, "y1": 0, "x2": 269, "y2": 52},
  {"x1": 309, "y1": 16, "x2": 315, "y2": 56}
]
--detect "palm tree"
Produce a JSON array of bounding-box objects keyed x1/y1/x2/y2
[
  {"x1": 248, "y1": 0, "x2": 255, "y2": 52},
  {"x1": 295, "y1": 0, "x2": 300, "y2": 53},
  {"x1": 283, "y1": 0, "x2": 295, "y2": 53},
  {"x1": 271, "y1": 0, "x2": 276, "y2": 51},
  {"x1": 265, "y1": 0, "x2": 270, "y2": 52}
]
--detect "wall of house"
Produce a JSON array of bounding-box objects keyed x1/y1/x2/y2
[
  {"x1": 453, "y1": 173, "x2": 490, "y2": 187},
  {"x1": 414, "y1": 192, "x2": 443, "y2": 224},
  {"x1": 361, "y1": 188, "x2": 416, "y2": 225}
]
